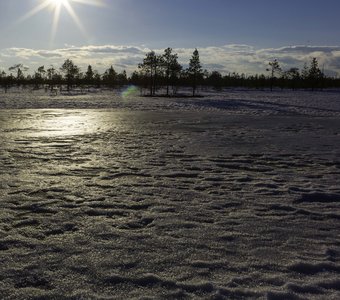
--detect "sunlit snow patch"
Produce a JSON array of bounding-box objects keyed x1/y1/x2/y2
[{"x1": 37, "y1": 110, "x2": 110, "y2": 137}]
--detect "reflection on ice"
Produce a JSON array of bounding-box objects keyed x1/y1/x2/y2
[
  {"x1": 0, "y1": 109, "x2": 123, "y2": 138},
  {"x1": 41, "y1": 113, "x2": 94, "y2": 136}
]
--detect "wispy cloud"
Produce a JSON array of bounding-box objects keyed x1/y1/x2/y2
[{"x1": 1, "y1": 44, "x2": 340, "y2": 76}]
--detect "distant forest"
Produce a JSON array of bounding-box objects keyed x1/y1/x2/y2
[{"x1": 1, "y1": 48, "x2": 340, "y2": 96}]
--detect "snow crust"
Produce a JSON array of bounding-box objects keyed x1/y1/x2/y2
[{"x1": 0, "y1": 89, "x2": 340, "y2": 299}]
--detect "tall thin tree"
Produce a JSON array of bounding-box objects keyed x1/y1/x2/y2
[
  {"x1": 187, "y1": 48, "x2": 203, "y2": 97},
  {"x1": 267, "y1": 59, "x2": 281, "y2": 91},
  {"x1": 162, "y1": 47, "x2": 182, "y2": 96}
]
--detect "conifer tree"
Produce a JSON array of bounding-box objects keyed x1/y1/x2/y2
[
  {"x1": 267, "y1": 59, "x2": 281, "y2": 91},
  {"x1": 103, "y1": 66, "x2": 117, "y2": 87},
  {"x1": 85, "y1": 65, "x2": 94, "y2": 84},
  {"x1": 60, "y1": 59, "x2": 79, "y2": 90},
  {"x1": 138, "y1": 51, "x2": 163, "y2": 96},
  {"x1": 308, "y1": 57, "x2": 323, "y2": 90},
  {"x1": 187, "y1": 48, "x2": 203, "y2": 96},
  {"x1": 162, "y1": 47, "x2": 182, "y2": 96}
]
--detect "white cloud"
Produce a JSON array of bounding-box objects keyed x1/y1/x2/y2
[{"x1": 1, "y1": 44, "x2": 340, "y2": 76}]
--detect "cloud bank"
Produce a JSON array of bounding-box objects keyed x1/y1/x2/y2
[{"x1": 1, "y1": 44, "x2": 340, "y2": 76}]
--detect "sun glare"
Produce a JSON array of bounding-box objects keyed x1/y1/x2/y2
[
  {"x1": 49, "y1": 0, "x2": 69, "y2": 7},
  {"x1": 17, "y1": 0, "x2": 104, "y2": 46}
]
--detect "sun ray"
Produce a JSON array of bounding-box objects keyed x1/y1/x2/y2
[
  {"x1": 63, "y1": 1, "x2": 89, "y2": 39},
  {"x1": 71, "y1": 0, "x2": 105, "y2": 7},
  {"x1": 50, "y1": 3, "x2": 62, "y2": 47},
  {"x1": 17, "y1": 0, "x2": 102, "y2": 45},
  {"x1": 16, "y1": 1, "x2": 52, "y2": 25}
]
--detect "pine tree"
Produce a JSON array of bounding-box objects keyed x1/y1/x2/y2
[
  {"x1": 284, "y1": 67, "x2": 300, "y2": 90},
  {"x1": 138, "y1": 51, "x2": 163, "y2": 96},
  {"x1": 308, "y1": 57, "x2": 323, "y2": 90},
  {"x1": 85, "y1": 65, "x2": 94, "y2": 84},
  {"x1": 103, "y1": 66, "x2": 117, "y2": 87},
  {"x1": 162, "y1": 47, "x2": 182, "y2": 96},
  {"x1": 60, "y1": 59, "x2": 79, "y2": 90},
  {"x1": 187, "y1": 48, "x2": 203, "y2": 96},
  {"x1": 267, "y1": 59, "x2": 281, "y2": 91},
  {"x1": 9, "y1": 64, "x2": 28, "y2": 86}
]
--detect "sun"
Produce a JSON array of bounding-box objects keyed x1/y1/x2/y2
[
  {"x1": 18, "y1": 0, "x2": 104, "y2": 46},
  {"x1": 49, "y1": 0, "x2": 69, "y2": 7}
]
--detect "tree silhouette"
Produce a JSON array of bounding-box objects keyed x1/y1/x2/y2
[
  {"x1": 138, "y1": 51, "x2": 163, "y2": 96},
  {"x1": 284, "y1": 67, "x2": 300, "y2": 90},
  {"x1": 308, "y1": 57, "x2": 323, "y2": 90},
  {"x1": 117, "y1": 70, "x2": 128, "y2": 86},
  {"x1": 9, "y1": 64, "x2": 29, "y2": 86},
  {"x1": 162, "y1": 47, "x2": 182, "y2": 96},
  {"x1": 0, "y1": 48, "x2": 338, "y2": 93},
  {"x1": 46, "y1": 66, "x2": 62, "y2": 90},
  {"x1": 0, "y1": 70, "x2": 11, "y2": 92},
  {"x1": 102, "y1": 66, "x2": 117, "y2": 87},
  {"x1": 207, "y1": 71, "x2": 223, "y2": 90},
  {"x1": 60, "y1": 59, "x2": 79, "y2": 91},
  {"x1": 85, "y1": 65, "x2": 94, "y2": 85},
  {"x1": 38, "y1": 66, "x2": 46, "y2": 77},
  {"x1": 47, "y1": 66, "x2": 56, "y2": 81},
  {"x1": 94, "y1": 72, "x2": 101, "y2": 88},
  {"x1": 32, "y1": 66, "x2": 46, "y2": 88},
  {"x1": 187, "y1": 49, "x2": 203, "y2": 96},
  {"x1": 267, "y1": 59, "x2": 281, "y2": 91}
]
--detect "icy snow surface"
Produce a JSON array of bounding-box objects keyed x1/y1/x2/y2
[{"x1": 1, "y1": 88, "x2": 340, "y2": 299}]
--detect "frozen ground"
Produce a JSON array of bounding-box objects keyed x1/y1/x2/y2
[{"x1": 0, "y1": 89, "x2": 340, "y2": 299}]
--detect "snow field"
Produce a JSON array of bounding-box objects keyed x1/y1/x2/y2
[{"x1": 0, "y1": 89, "x2": 340, "y2": 299}]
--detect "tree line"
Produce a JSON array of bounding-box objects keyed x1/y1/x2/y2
[
  {"x1": 1, "y1": 48, "x2": 339, "y2": 95},
  {"x1": 0, "y1": 60, "x2": 129, "y2": 93}
]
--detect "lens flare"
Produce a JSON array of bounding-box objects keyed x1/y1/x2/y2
[{"x1": 121, "y1": 85, "x2": 139, "y2": 99}]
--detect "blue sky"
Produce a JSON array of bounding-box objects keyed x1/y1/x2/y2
[{"x1": 0, "y1": 0, "x2": 340, "y2": 75}]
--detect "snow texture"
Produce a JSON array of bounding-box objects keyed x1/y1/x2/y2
[{"x1": 0, "y1": 88, "x2": 340, "y2": 299}]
